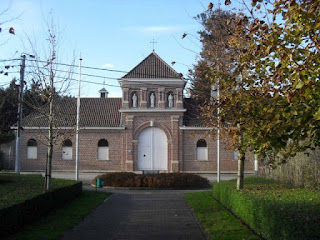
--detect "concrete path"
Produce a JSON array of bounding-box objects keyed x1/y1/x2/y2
[{"x1": 61, "y1": 187, "x2": 209, "y2": 240}]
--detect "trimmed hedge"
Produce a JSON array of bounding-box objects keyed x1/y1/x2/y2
[
  {"x1": 0, "y1": 182, "x2": 82, "y2": 238},
  {"x1": 213, "y1": 177, "x2": 320, "y2": 240},
  {"x1": 92, "y1": 172, "x2": 210, "y2": 189}
]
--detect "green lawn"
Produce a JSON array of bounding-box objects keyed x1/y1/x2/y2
[
  {"x1": 6, "y1": 190, "x2": 109, "y2": 240},
  {"x1": 185, "y1": 191, "x2": 261, "y2": 240},
  {"x1": 0, "y1": 173, "x2": 76, "y2": 209}
]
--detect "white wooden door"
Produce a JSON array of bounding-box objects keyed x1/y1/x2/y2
[{"x1": 138, "y1": 127, "x2": 167, "y2": 170}]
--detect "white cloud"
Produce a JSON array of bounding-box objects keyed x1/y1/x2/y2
[
  {"x1": 100, "y1": 63, "x2": 114, "y2": 68},
  {"x1": 126, "y1": 26, "x2": 181, "y2": 35}
]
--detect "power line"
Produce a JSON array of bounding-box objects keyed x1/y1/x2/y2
[
  {"x1": 1, "y1": 58, "x2": 194, "y2": 81},
  {"x1": 0, "y1": 65, "x2": 19, "y2": 68},
  {"x1": 1, "y1": 69, "x2": 188, "y2": 91},
  {"x1": 26, "y1": 59, "x2": 128, "y2": 74},
  {"x1": 24, "y1": 71, "x2": 120, "y2": 88},
  {"x1": 0, "y1": 59, "x2": 21, "y2": 62},
  {"x1": 24, "y1": 71, "x2": 186, "y2": 98},
  {"x1": 25, "y1": 58, "x2": 193, "y2": 81},
  {"x1": 25, "y1": 66, "x2": 119, "y2": 80},
  {"x1": 0, "y1": 58, "x2": 194, "y2": 91},
  {"x1": 0, "y1": 81, "x2": 15, "y2": 87}
]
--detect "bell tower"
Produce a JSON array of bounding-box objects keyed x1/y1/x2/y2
[{"x1": 118, "y1": 51, "x2": 186, "y2": 110}]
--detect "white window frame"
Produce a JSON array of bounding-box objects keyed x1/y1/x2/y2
[
  {"x1": 62, "y1": 140, "x2": 73, "y2": 160},
  {"x1": 27, "y1": 146, "x2": 37, "y2": 159},
  {"x1": 97, "y1": 147, "x2": 109, "y2": 160},
  {"x1": 197, "y1": 147, "x2": 208, "y2": 161},
  {"x1": 97, "y1": 139, "x2": 109, "y2": 160},
  {"x1": 197, "y1": 140, "x2": 208, "y2": 161},
  {"x1": 27, "y1": 139, "x2": 38, "y2": 159},
  {"x1": 62, "y1": 146, "x2": 72, "y2": 160}
]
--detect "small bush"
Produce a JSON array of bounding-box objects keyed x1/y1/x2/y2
[
  {"x1": 92, "y1": 172, "x2": 209, "y2": 189},
  {"x1": 213, "y1": 177, "x2": 320, "y2": 240}
]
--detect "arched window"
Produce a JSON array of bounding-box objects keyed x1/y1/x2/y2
[
  {"x1": 62, "y1": 139, "x2": 73, "y2": 160},
  {"x1": 97, "y1": 139, "x2": 109, "y2": 160},
  {"x1": 27, "y1": 138, "x2": 37, "y2": 159},
  {"x1": 197, "y1": 139, "x2": 208, "y2": 161}
]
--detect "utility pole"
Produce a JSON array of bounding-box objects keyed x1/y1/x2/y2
[
  {"x1": 216, "y1": 66, "x2": 220, "y2": 183},
  {"x1": 15, "y1": 55, "x2": 26, "y2": 174},
  {"x1": 254, "y1": 154, "x2": 259, "y2": 176},
  {"x1": 75, "y1": 56, "x2": 82, "y2": 181}
]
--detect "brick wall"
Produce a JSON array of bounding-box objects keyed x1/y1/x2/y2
[
  {"x1": 181, "y1": 130, "x2": 254, "y2": 173},
  {"x1": 19, "y1": 129, "x2": 125, "y2": 172},
  {"x1": 16, "y1": 122, "x2": 254, "y2": 173}
]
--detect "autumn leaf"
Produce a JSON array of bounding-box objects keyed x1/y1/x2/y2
[
  {"x1": 9, "y1": 27, "x2": 15, "y2": 34},
  {"x1": 314, "y1": 108, "x2": 320, "y2": 121},
  {"x1": 294, "y1": 81, "x2": 304, "y2": 89}
]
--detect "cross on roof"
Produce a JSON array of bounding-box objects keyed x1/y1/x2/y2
[{"x1": 150, "y1": 39, "x2": 157, "y2": 52}]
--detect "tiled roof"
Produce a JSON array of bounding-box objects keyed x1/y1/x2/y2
[
  {"x1": 122, "y1": 51, "x2": 181, "y2": 79},
  {"x1": 183, "y1": 98, "x2": 206, "y2": 127},
  {"x1": 21, "y1": 98, "x2": 122, "y2": 127}
]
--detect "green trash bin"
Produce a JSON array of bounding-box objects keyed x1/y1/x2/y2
[{"x1": 96, "y1": 178, "x2": 104, "y2": 188}]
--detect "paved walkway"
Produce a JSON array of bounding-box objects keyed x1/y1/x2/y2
[{"x1": 61, "y1": 187, "x2": 209, "y2": 240}]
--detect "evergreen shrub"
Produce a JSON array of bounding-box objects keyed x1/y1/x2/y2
[
  {"x1": 0, "y1": 182, "x2": 82, "y2": 238},
  {"x1": 213, "y1": 177, "x2": 320, "y2": 240}
]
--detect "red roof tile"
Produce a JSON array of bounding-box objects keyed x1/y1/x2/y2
[
  {"x1": 122, "y1": 51, "x2": 181, "y2": 79},
  {"x1": 21, "y1": 98, "x2": 122, "y2": 128}
]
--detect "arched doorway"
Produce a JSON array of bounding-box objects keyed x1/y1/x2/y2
[{"x1": 138, "y1": 127, "x2": 168, "y2": 170}]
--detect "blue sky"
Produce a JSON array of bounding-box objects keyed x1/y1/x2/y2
[{"x1": 0, "y1": 0, "x2": 213, "y2": 97}]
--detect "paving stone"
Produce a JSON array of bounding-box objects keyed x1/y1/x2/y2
[{"x1": 61, "y1": 188, "x2": 208, "y2": 240}]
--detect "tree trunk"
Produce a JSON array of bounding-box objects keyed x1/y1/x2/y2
[
  {"x1": 44, "y1": 77, "x2": 54, "y2": 191},
  {"x1": 237, "y1": 152, "x2": 245, "y2": 190}
]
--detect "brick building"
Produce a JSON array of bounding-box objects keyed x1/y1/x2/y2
[{"x1": 7, "y1": 52, "x2": 254, "y2": 173}]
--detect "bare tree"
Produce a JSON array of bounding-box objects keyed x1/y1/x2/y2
[{"x1": 25, "y1": 14, "x2": 75, "y2": 191}]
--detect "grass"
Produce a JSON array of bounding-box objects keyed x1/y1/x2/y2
[
  {"x1": 185, "y1": 191, "x2": 261, "y2": 240},
  {"x1": 6, "y1": 190, "x2": 110, "y2": 240},
  {"x1": 0, "y1": 173, "x2": 76, "y2": 209}
]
